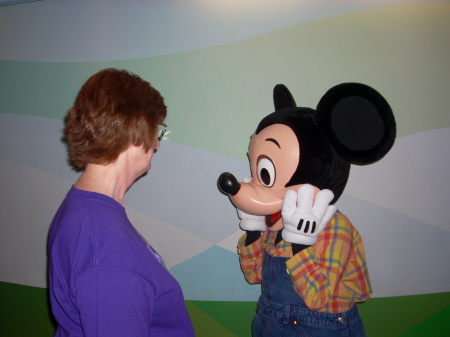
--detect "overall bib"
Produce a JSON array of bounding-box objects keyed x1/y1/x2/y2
[{"x1": 252, "y1": 251, "x2": 367, "y2": 337}]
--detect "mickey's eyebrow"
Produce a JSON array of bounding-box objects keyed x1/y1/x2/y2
[{"x1": 265, "y1": 138, "x2": 281, "y2": 149}]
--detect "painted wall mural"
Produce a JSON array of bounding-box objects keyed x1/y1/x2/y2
[{"x1": 1, "y1": 0, "x2": 449, "y2": 304}]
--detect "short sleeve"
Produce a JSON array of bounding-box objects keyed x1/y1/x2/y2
[{"x1": 237, "y1": 232, "x2": 266, "y2": 284}]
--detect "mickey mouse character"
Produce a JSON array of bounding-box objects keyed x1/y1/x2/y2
[{"x1": 218, "y1": 83, "x2": 396, "y2": 337}]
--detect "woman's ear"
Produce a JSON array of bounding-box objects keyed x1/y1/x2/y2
[{"x1": 315, "y1": 83, "x2": 396, "y2": 164}]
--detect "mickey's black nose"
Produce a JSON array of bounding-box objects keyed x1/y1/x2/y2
[{"x1": 217, "y1": 172, "x2": 241, "y2": 196}]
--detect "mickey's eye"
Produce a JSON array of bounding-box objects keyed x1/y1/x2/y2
[{"x1": 257, "y1": 156, "x2": 275, "y2": 187}]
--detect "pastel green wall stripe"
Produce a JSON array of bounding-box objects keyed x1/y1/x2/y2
[
  {"x1": 1, "y1": 2, "x2": 449, "y2": 161},
  {"x1": 2, "y1": 282, "x2": 448, "y2": 336}
]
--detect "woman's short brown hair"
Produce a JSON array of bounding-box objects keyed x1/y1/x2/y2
[{"x1": 64, "y1": 68, "x2": 167, "y2": 169}]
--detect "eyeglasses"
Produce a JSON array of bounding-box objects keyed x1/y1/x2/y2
[{"x1": 157, "y1": 123, "x2": 167, "y2": 141}]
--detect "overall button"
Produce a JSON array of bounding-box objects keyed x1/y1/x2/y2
[
  {"x1": 291, "y1": 320, "x2": 298, "y2": 325},
  {"x1": 286, "y1": 268, "x2": 290, "y2": 275},
  {"x1": 337, "y1": 316, "x2": 345, "y2": 323}
]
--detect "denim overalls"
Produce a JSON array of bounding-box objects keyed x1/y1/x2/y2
[{"x1": 251, "y1": 251, "x2": 367, "y2": 337}]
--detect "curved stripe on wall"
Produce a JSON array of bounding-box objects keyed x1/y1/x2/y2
[
  {"x1": 1, "y1": 3, "x2": 449, "y2": 160},
  {"x1": 0, "y1": 0, "x2": 441, "y2": 61}
]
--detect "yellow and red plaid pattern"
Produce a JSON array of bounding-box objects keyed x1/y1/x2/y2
[{"x1": 237, "y1": 212, "x2": 372, "y2": 313}]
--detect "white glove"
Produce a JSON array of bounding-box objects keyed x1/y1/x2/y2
[
  {"x1": 237, "y1": 208, "x2": 267, "y2": 231},
  {"x1": 281, "y1": 184, "x2": 337, "y2": 245}
]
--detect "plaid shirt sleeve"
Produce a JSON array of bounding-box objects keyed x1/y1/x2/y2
[
  {"x1": 237, "y1": 232, "x2": 268, "y2": 284},
  {"x1": 285, "y1": 212, "x2": 372, "y2": 312}
]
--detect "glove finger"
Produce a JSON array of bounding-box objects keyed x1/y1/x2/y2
[
  {"x1": 236, "y1": 208, "x2": 245, "y2": 219},
  {"x1": 282, "y1": 189, "x2": 298, "y2": 216},
  {"x1": 318, "y1": 205, "x2": 337, "y2": 231},
  {"x1": 296, "y1": 184, "x2": 315, "y2": 210},
  {"x1": 312, "y1": 189, "x2": 335, "y2": 216},
  {"x1": 240, "y1": 218, "x2": 267, "y2": 231}
]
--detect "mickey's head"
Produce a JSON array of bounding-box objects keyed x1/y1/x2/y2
[
  {"x1": 263, "y1": 82, "x2": 396, "y2": 202},
  {"x1": 218, "y1": 83, "x2": 396, "y2": 230}
]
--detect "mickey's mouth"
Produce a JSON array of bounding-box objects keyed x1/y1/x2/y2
[{"x1": 265, "y1": 211, "x2": 282, "y2": 228}]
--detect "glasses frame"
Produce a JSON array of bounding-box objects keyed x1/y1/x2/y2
[{"x1": 157, "y1": 123, "x2": 167, "y2": 141}]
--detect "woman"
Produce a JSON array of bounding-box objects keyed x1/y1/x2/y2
[{"x1": 48, "y1": 68, "x2": 195, "y2": 337}]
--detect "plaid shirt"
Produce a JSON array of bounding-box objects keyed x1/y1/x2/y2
[{"x1": 237, "y1": 212, "x2": 372, "y2": 313}]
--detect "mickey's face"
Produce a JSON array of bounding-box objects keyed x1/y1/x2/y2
[
  {"x1": 248, "y1": 124, "x2": 299, "y2": 197},
  {"x1": 218, "y1": 83, "x2": 395, "y2": 232},
  {"x1": 229, "y1": 123, "x2": 316, "y2": 231}
]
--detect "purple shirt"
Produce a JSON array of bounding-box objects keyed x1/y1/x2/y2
[{"x1": 48, "y1": 187, "x2": 195, "y2": 337}]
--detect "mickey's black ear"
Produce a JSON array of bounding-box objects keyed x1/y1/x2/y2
[
  {"x1": 315, "y1": 83, "x2": 396, "y2": 164},
  {"x1": 273, "y1": 84, "x2": 297, "y2": 111}
]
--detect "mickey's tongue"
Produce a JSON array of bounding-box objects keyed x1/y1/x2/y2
[{"x1": 265, "y1": 211, "x2": 282, "y2": 228}]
